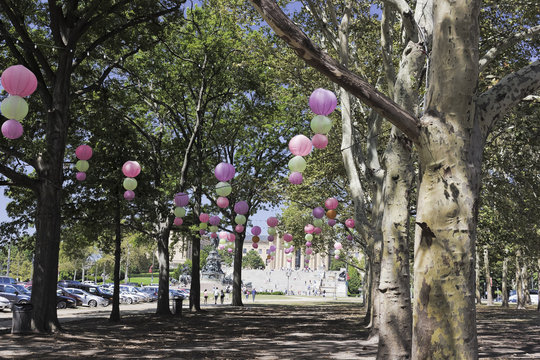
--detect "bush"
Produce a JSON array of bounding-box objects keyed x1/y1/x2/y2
[{"x1": 257, "y1": 291, "x2": 284, "y2": 295}]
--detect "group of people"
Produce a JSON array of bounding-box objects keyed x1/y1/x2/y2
[
  {"x1": 203, "y1": 286, "x2": 229, "y2": 304},
  {"x1": 242, "y1": 286, "x2": 257, "y2": 301}
]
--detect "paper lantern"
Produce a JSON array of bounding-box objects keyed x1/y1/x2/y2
[
  {"x1": 326, "y1": 210, "x2": 337, "y2": 219},
  {"x1": 219, "y1": 238, "x2": 227, "y2": 245},
  {"x1": 210, "y1": 232, "x2": 218, "y2": 239},
  {"x1": 124, "y1": 190, "x2": 135, "y2": 201},
  {"x1": 199, "y1": 222, "x2": 208, "y2": 230},
  {"x1": 209, "y1": 216, "x2": 221, "y2": 226},
  {"x1": 251, "y1": 226, "x2": 261, "y2": 236},
  {"x1": 309, "y1": 88, "x2": 337, "y2": 115},
  {"x1": 306, "y1": 248, "x2": 313, "y2": 255},
  {"x1": 312, "y1": 207, "x2": 325, "y2": 219},
  {"x1": 173, "y1": 217, "x2": 183, "y2": 226},
  {"x1": 199, "y1": 229, "x2": 207, "y2": 235},
  {"x1": 227, "y1": 248, "x2": 233, "y2": 253},
  {"x1": 334, "y1": 255, "x2": 340, "y2": 260},
  {"x1": 268, "y1": 227, "x2": 276, "y2": 236},
  {"x1": 252, "y1": 242, "x2": 259, "y2": 249},
  {"x1": 174, "y1": 207, "x2": 186, "y2": 218},
  {"x1": 199, "y1": 213, "x2": 209, "y2": 223},
  {"x1": 235, "y1": 215, "x2": 246, "y2": 225},
  {"x1": 216, "y1": 182, "x2": 232, "y2": 196},
  {"x1": 328, "y1": 219, "x2": 337, "y2": 227},
  {"x1": 1, "y1": 119, "x2": 23, "y2": 139},
  {"x1": 252, "y1": 235, "x2": 260, "y2": 243},
  {"x1": 334, "y1": 242, "x2": 343, "y2": 250},
  {"x1": 235, "y1": 224, "x2": 244, "y2": 233},
  {"x1": 122, "y1": 177, "x2": 137, "y2": 191},
  {"x1": 288, "y1": 156, "x2": 307, "y2": 173},
  {"x1": 345, "y1": 218, "x2": 355, "y2": 228},
  {"x1": 216, "y1": 196, "x2": 229, "y2": 208},
  {"x1": 1, "y1": 96, "x2": 28, "y2": 120},
  {"x1": 347, "y1": 234, "x2": 353, "y2": 241},
  {"x1": 269, "y1": 245, "x2": 276, "y2": 252},
  {"x1": 1, "y1": 65, "x2": 37, "y2": 97},
  {"x1": 289, "y1": 172, "x2": 303, "y2": 185},
  {"x1": 76, "y1": 160, "x2": 89, "y2": 172},
  {"x1": 305, "y1": 241, "x2": 312, "y2": 247},
  {"x1": 122, "y1": 161, "x2": 141, "y2": 178},
  {"x1": 312, "y1": 134, "x2": 328, "y2": 149},
  {"x1": 76, "y1": 172, "x2": 86, "y2": 181},
  {"x1": 288, "y1": 135, "x2": 312, "y2": 156},
  {"x1": 218, "y1": 244, "x2": 225, "y2": 250},
  {"x1": 234, "y1": 201, "x2": 249, "y2": 215},
  {"x1": 283, "y1": 233, "x2": 293, "y2": 242},
  {"x1": 305, "y1": 234, "x2": 313, "y2": 241},
  {"x1": 267, "y1": 217, "x2": 279, "y2": 227},
  {"x1": 325, "y1": 197, "x2": 338, "y2": 210},
  {"x1": 267, "y1": 235, "x2": 274, "y2": 242},
  {"x1": 214, "y1": 162, "x2": 235, "y2": 182},
  {"x1": 209, "y1": 225, "x2": 218, "y2": 233},
  {"x1": 227, "y1": 233, "x2": 236, "y2": 242},
  {"x1": 75, "y1": 145, "x2": 93, "y2": 161},
  {"x1": 313, "y1": 227, "x2": 322, "y2": 235},
  {"x1": 219, "y1": 231, "x2": 228, "y2": 239},
  {"x1": 304, "y1": 224, "x2": 314, "y2": 234},
  {"x1": 313, "y1": 218, "x2": 323, "y2": 228},
  {"x1": 174, "y1": 192, "x2": 189, "y2": 207},
  {"x1": 310, "y1": 115, "x2": 333, "y2": 134}
]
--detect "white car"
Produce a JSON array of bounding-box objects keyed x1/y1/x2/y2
[
  {"x1": 509, "y1": 292, "x2": 538, "y2": 304},
  {"x1": 65, "y1": 288, "x2": 109, "y2": 307},
  {"x1": 0, "y1": 295, "x2": 11, "y2": 311}
]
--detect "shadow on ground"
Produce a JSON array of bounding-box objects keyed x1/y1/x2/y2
[{"x1": 0, "y1": 303, "x2": 538, "y2": 359}]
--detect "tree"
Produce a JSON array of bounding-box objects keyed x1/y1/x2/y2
[
  {"x1": 248, "y1": 0, "x2": 540, "y2": 358},
  {"x1": 242, "y1": 250, "x2": 265, "y2": 269}
]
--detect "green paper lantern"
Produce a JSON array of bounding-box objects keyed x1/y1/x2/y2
[
  {"x1": 305, "y1": 234, "x2": 313, "y2": 241},
  {"x1": 123, "y1": 177, "x2": 138, "y2": 191},
  {"x1": 235, "y1": 214, "x2": 246, "y2": 225},
  {"x1": 313, "y1": 218, "x2": 323, "y2": 227},
  {"x1": 267, "y1": 227, "x2": 277, "y2": 235},
  {"x1": 75, "y1": 160, "x2": 89, "y2": 172},
  {"x1": 219, "y1": 238, "x2": 227, "y2": 244},
  {"x1": 310, "y1": 115, "x2": 332, "y2": 134},
  {"x1": 209, "y1": 225, "x2": 219, "y2": 233},
  {"x1": 288, "y1": 156, "x2": 307, "y2": 173},
  {"x1": 216, "y1": 181, "x2": 232, "y2": 196},
  {"x1": 199, "y1": 222, "x2": 208, "y2": 230},
  {"x1": 174, "y1": 207, "x2": 186, "y2": 218},
  {"x1": 1, "y1": 95, "x2": 28, "y2": 120}
]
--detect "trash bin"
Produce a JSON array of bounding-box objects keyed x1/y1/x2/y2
[
  {"x1": 12, "y1": 303, "x2": 32, "y2": 334},
  {"x1": 171, "y1": 296, "x2": 183, "y2": 316}
]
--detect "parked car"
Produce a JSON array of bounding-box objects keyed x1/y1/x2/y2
[
  {"x1": 57, "y1": 287, "x2": 83, "y2": 307},
  {"x1": 64, "y1": 288, "x2": 108, "y2": 307},
  {"x1": 509, "y1": 290, "x2": 539, "y2": 304},
  {"x1": 56, "y1": 294, "x2": 77, "y2": 309},
  {"x1": 0, "y1": 284, "x2": 31, "y2": 305},
  {"x1": 120, "y1": 285, "x2": 149, "y2": 302},
  {"x1": 77, "y1": 284, "x2": 114, "y2": 302},
  {"x1": 58, "y1": 280, "x2": 82, "y2": 289},
  {"x1": 138, "y1": 287, "x2": 158, "y2": 301},
  {"x1": 119, "y1": 291, "x2": 139, "y2": 304},
  {"x1": 0, "y1": 295, "x2": 12, "y2": 311},
  {"x1": 0, "y1": 276, "x2": 17, "y2": 285}
]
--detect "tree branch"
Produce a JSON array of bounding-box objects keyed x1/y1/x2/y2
[
  {"x1": 477, "y1": 60, "x2": 540, "y2": 133},
  {"x1": 249, "y1": 0, "x2": 421, "y2": 144},
  {"x1": 0, "y1": 162, "x2": 37, "y2": 190},
  {"x1": 479, "y1": 25, "x2": 540, "y2": 72}
]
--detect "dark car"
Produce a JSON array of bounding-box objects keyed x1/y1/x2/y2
[
  {"x1": 79, "y1": 285, "x2": 113, "y2": 303},
  {"x1": 58, "y1": 280, "x2": 82, "y2": 289},
  {"x1": 0, "y1": 284, "x2": 31, "y2": 305},
  {"x1": 0, "y1": 276, "x2": 18, "y2": 285},
  {"x1": 57, "y1": 287, "x2": 83, "y2": 307},
  {"x1": 56, "y1": 294, "x2": 77, "y2": 309}
]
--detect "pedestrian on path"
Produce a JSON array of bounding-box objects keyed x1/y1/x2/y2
[
  {"x1": 203, "y1": 289, "x2": 208, "y2": 304},
  {"x1": 220, "y1": 290, "x2": 225, "y2": 304},
  {"x1": 214, "y1": 288, "x2": 220, "y2": 304},
  {"x1": 251, "y1": 288, "x2": 256, "y2": 302}
]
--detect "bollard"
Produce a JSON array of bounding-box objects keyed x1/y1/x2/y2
[{"x1": 12, "y1": 303, "x2": 32, "y2": 334}]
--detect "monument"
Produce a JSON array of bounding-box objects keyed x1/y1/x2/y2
[{"x1": 201, "y1": 249, "x2": 224, "y2": 280}]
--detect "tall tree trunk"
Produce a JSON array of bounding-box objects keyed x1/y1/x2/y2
[
  {"x1": 189, "y1": 235, "x2": 202, "y2": 311},
  {"x1": 522, "y1": 261, "x2": 530, "y2": 305},
  {"x1": 156, "y1": 224, "x2": 172, "y2": 315},
  {"x1": 232, "y1": 231, "x2": 245, "y2": 306},
  {"x1": 109, "y1": 191, "x2": 122, "y2": 322},
  {"x1": 515, "y1": 250, "x2": 526, "y2": 309},
  {"x1": 501, "y1": 254, "x2": 509, "y2": 307},
  {"x1": 363, "y1": 256, "x2": 372, "y2": 322},
  {"x1": 475, "y1": 251, "x2": 482, "y2": 304},
  {"x1": 484, "y1": 246, "x2": 493, "y2": 305},
  {"x1": 537, "y1": 258, "x2": 539, "y2": 312}
]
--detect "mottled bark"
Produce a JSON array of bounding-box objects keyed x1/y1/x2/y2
[
  {"x1": 537, "y1": 259, "x2": 540, "y2": 312},
  {"x1": 522, "y1": 261, "x2": 530, "y2": 305},
  {"x1": 475, "y1": 251, "x2": 482, "y2": 304},
  {"x1": 484, "y1": 246, "x2": 493, "y2": 305},
  {"x1": 515, "y1": 250, "x2": 526, "y2": 309},
  {"x1": 501, "y1": 254, "x2": 509, "y2": 307}
]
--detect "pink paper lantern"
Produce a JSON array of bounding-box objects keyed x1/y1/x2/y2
[
  {"x1": 174, "y1": 217, "x2": 183, "y2": 226},
  {"x1": 1, "y1": 119, "x2": 23, "y2": 139},
  {"x1": 234, "y1": 201, "x2": 249, "y2": 215},
  {"x1": 174, "y1": 192, "x2": 189, "y2": 207},
  {"x1": 334, "y1": 255, "x2": 340, "y2": 260},
  {"x1": 312, "y1": 134, "x2": 328, "y2": 149},
  {"x1": 334, "y1": 242, "x2": 343, "y2": 250},
  {"x1": 269, "y1": 245, "x2": 276, "y2": 252},
  {"x1": 235, "y1": 224, "x2": 244, "y2": 233},
  {"x1": 304, "y1": 224, "x2": 314, "y2": 234},
  {"x1": 328, "y1": 219, "x2": 337, "y2": 227},
  {"x1": 75, "y1": 145, "x2": 93, "y2": 161},
  {"x1": 283, "y1": 233, "x2": 293, "y2": 242},
  {"x1": 325, "y1": 197, "x2": 339, "y2": 210},
  {"x1": 287, "y1": 258, "x2": 292, "y2": 263},
  {"x1": 309, "y1": 88, "x2": 337, "y2": 116},
  {"x1": 289, "y1": 172, "x2": 303, "y2": 185},
  {"x1": 306, "y1": 248, "x2": 313, "y2": 255},
  {"x1": 313, "y1": 227, "x2": 322, "y2": 235},
  {"x1": 199, "y1": 213, "x2": 210, "y2": 223},
  {"x1": 251, "y1": 226, "x2": 261, "y2": 236},
  {"x1": 347, "y1": 234, "x2": 353, "y2": 241},
  {"x1": 1, "y1": 65, "x2": 37, "y2": 97},
  {"x1": 209, "y1": 216, "x2": 221, "y2": 226},
  {"x1": 218, "y1": 244, "x2": 225, "y2": 250},
  {"x1": 312, "y1": 207, "x2": 325, "y2": 219},
  {"x1": 124, "y1": 190, "x2": 135, "y2": 201},
  {"x1": 305, "y1": 241, "x2": 312, "y2": 247},
  {"x1": 345, "y1": 218, "x2": 355, "y2": 228},
  {"x1": 219, "y1": 231, "x2": 228, "y2": 239},
  {"x1": 122, "y1": 161, "x2": 141, "y2": 178},
  {"x1": 199, "y1": 229, "x2": 207, "y2": 235},
  {"x1": 288, "y1": 135, "x2": 312, "y2": 156},
  {"x1": 76, "y1": 172, "x2": 86, "y2": 181},
  {"x1": 217, "y1": 196, "x2": 229, "y2": 208},
  {"x1": 210, "y1": 232, "x2": 218, "y2": 239},
  {"x1": 252, "y1": 243, "x2": 259, "y2": 249},
  {"x1": 214, "y1": 162, "x2": 235, "y2": 182},
  {"x1": 227, "y1": 233, "x2": 236, "y2": 242},
  {"x1": 267, "y1": 235, "x2": 274, "y2": 242},
  {"x1": 227, "y1": 248, "x2": 233, "y2": 253},
  {"x1": 267, "y1": 217, "x2": 279, "y2": 227}
]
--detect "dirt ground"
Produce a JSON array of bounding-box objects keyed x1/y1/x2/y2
[{"x1": 0, "y1": 303, "x2": 538, "y2": 359}]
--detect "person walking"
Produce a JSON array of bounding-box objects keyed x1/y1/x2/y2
[
  {"x1": 214, "y1": 288, "x2": 220, "y2": 304},
  {"x1": 220, "y1": 289, "x2": 225, "y2": 304},
  {"x1": 203, "y1": 289, "x2": 208, "y2": 304},
  {"x1": 245, "y1": 288, "x2": 249, "y2": 301},
  {"x1": 251, "y1": 288, "x2": 256, "y2": 302}
]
